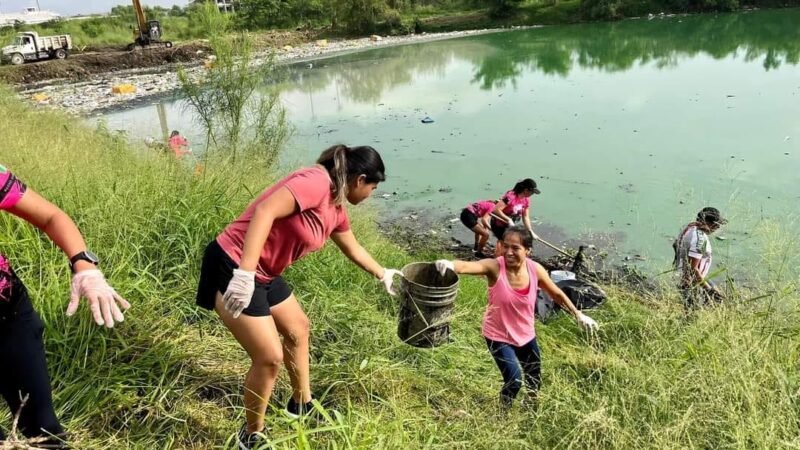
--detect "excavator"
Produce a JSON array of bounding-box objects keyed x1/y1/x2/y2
[{"x1": 127, "y1": 0, "x2": 173, "y2": 51}]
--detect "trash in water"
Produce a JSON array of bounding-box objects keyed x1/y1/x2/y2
[{"x1": 421, "y1": 116, "x2": 435, "y2": 124}]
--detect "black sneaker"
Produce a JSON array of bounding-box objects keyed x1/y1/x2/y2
[
  {"x1": 285, "y1": 398, "x2": 315, "y2": 419},
  {"x1": 236, "y1": 424, "x2": 268, "y2": 450}
]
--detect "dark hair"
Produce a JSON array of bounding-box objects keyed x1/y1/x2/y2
[
  {"x1": 696, "y1": 207, "x2": 727, "y2": 227},
  {"x1": 513, "y1": 178, "x2": 537, "y2": 195},
  {"x1": 317, "y1": 145, "x2": 386, "y2": 205},
  {"x1": 170, "y1": 130, "x2": 180, "y2": 137},
  {"x1": 502, "y1": 225, "x2": 534, "y2": 249}
]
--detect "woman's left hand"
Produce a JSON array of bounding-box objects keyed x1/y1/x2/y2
[
  {"x1": 68, "y1": 269, "x2": 131, "y2": 328},
  {"x1": 575, "y1": 311, "x2": 599, "y2": 333},
  {"x1": 380, "y1": 268, "x2": 402, "y2": 295}
]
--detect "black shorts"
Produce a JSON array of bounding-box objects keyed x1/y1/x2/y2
[
  {"x1": 195, "y1": 240, "x2": 292, "y2": 317},
  {"x1": 460, "y1": 208, "x2": 480, "y2": 230},
  {"x1": 490, "y1": 218, "x2": 508, "y2": 241}
]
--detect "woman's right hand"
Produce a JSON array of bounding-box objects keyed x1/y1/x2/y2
[
  {"x1": 223, "y1": 269, "x2": 256, "y2": 319},
  {"x1": 435, "y1": 260, "x2": 455, "y2": 276}
]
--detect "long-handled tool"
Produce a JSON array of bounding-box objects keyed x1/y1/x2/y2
[{"x1": 489, "y1": 213, "x2": 574, "y2": 258}]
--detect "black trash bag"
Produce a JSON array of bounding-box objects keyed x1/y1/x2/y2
[
  {"x1": 555, "y1": 279, "x2": 607, "y2": 310},
  {"x1": 535, "y1": 290, "x2": 559, "y2": 321}
]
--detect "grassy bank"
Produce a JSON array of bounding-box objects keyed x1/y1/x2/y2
[{"x1": 1, "y1": 88, "x2": 799, "y2": 449}]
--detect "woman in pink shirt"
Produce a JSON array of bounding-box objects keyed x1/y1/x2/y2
[
  {"x1": 168, "y1": 130, "x2": 192, "y2": 159},
  {"x1": 195, "y1": 145, "x2": 402, "y2": 449},
  {"x1": 0, "y1": 164, "x2": 129, "y2": 448},
  {"x1": 435, "y1": 225, "x2": 598, "y2": 408},
  {"x1": 459, "y1": 200, "x2": 496, "y2": 257},
  {"x1": 491, "y1": 178, "x2": 541, "y2": 242}
]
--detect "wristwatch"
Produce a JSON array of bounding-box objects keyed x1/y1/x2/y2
[{"x1": 70, "y1": 250, "x2": 100, "y2": 272}]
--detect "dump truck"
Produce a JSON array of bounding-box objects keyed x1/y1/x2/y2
[{"x1": 1, "y1": 31, "x2": 72, "y2": 65}]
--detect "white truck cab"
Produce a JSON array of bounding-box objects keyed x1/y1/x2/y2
[{"x1": 1, "y1": 31, "x2": 72, "y2": 65}]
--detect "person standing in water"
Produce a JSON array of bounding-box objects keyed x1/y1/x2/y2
[
  {"x1": 195, "y1": 145, "x2": 402, "y2": 449},
  {"x1": 435, "y1": 225, "x2": 598, "y2": 408},
  {"x1": 0, "y1": 163, "x2": 130, "y2": 448}
]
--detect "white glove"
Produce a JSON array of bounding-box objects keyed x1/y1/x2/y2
[
  {"x1": 380, "y1": 268, "x2": 402, "y2": 296},
  {"x1": 575, "y1": 311, "x2": 599, "y2": 333},
  {"x1": 68, "y1": 269, "x2": 130, "y2": 328},
  {"x1": 223, "y1": 269, "x2": 255, "y2": 319},
  {"x1": 435, "y1": 260, "x2": 455, "y2": 276}
]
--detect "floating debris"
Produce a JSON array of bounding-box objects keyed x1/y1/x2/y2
[{"x1": 421, "y1": 116, "x2": 435, "y2": 124}]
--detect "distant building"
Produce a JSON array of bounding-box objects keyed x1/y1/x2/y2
[
  {"x1": 0, "y1": 7, "x2": 61, "y2": 28},
  {"x1": 216, "y1": 1, "x2": 235, "y2": 13}
]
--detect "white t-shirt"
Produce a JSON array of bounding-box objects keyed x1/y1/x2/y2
[{"x1": 676, "y1": 224, "x2": 713, "y2": 281}]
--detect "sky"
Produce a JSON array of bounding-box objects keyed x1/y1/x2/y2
[{"x1": 0, "y1": 0, "x2": 190, "y2": 16}]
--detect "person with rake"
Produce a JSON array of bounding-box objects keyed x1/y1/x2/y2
[
  {"x1": 195, "y1": 145, "x2": 402, "y2": 449},
  {"x1": 0, "y1": 163, "x2": 129, "y2": 449},
  {"x1": 434, "y1": 225, "x2": 598, "y2": 409}
]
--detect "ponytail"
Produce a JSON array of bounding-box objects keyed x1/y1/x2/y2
[{"x1": 317, "y1": 144, "x2": 386, "y2": 205}]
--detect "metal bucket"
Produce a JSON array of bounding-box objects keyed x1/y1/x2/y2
[{"x1": 397, "y1": 262, "x2": 459, "y2": 348}]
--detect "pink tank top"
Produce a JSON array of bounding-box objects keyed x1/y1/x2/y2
[{"x1": 482, "y1": 256, "x2": 538, "y2": 347}]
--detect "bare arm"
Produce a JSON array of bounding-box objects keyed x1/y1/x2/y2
[
  {"x1": 452, "y1": 258, "x2": 500, "y2": 284},
  {"x1": 535, "y1": 264, "x2": 580, "y2": 317},
  {"x1": 689, "y1": 257, "x2": 713, "y2": 289},
  {"x1": 522, "y1": 207, "x2": 534, "y2": 234},
  {"x1": 8, "y1": 188, "x2": 95, "y2": 272},
  {"x1": 492, "y1": 201, "x2": 513, "y2": 225},
  {"x1": 479, "y1": 214, "x2": 491, "y2": 230},
  {"x1": 238, "y1": 186, "x2": 298, "y2": 271},
  {"x1": 330, "y1": 229, "x2": 384, "y2": 279}
]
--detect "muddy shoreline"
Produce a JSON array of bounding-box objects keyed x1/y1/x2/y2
[{"x1": 13, "y1": 28, "x2": 527, "y2": 116}]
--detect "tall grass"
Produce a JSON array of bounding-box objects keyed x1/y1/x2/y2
[{"x1": 0, "y1": 87, "x2": 799, "y2": 449}]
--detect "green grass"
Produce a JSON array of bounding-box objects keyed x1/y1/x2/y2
[{"x1": 0, "y1": 87, "x2": 799, "y2": 449}]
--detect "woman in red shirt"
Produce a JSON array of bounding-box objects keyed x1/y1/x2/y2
[{"x1": 195, "y1": 145, "x2": 401, "y2": 448}]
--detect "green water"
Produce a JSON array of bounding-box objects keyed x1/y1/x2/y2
[{"x1": 97, "y1": 9, "x2": 800, "y2": 271}]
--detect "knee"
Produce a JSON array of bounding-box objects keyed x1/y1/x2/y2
[
  {"x1": 252, "y1": 348, "x2": 284, "y2": 371},
  {"x1": 283, "y1": 316, "x2": 310, "y2": 347}
]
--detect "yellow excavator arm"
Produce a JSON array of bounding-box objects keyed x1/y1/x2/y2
[{"x1": 132, "y1": 0, "x2": 147, "y2": 35}]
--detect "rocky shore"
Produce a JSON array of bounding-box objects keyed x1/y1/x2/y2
[{"x1": 16, "y1": 28, "x2": 518, "y2": 116}]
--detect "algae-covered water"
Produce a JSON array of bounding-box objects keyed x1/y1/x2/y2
[{"x1": 96, "y1": 9, "x2": 800, "y2": 271}]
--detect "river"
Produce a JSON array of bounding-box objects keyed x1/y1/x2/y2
[{"x1": 94, "y1": 8, "x2": 800, "y2": 273}]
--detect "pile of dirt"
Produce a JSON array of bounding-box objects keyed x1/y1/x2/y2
[{"x1": 0, "y1": 43, "x2": 212, "y2": 85}]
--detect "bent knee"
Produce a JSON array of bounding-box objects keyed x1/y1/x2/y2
[
  {"x1": 282, "y1": 317, "x2": 310, "y2": 346},
  {"x1": 251, "y1": 348, "x2": 284, "y2": 368}
]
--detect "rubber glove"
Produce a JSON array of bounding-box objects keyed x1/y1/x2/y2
[
  {"x1": 68, "y1": 269, "x2": 130, "y2": 328},
  {"x1": 435, "y1": 260, "x2": 455, "y2": 276},
  {"x1": 223, "y1": 268, "x2": 255, "y2": 319},
  {"x1": 575, "y1": 311, "x2": 599, "y2": 333},
  {"x1": 380, "y1": 268, "x2": 402, "y2": 296}
]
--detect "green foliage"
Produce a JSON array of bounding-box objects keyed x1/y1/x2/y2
[
  {"x1": 178, "y1": 3, "x2": 290, "y2": 165},
  {"x1": 236, "y1": 0, "x2": 326, "y2": 28},
  {"x1": 1, "y1": 76, "x2": 800, "y2": 448}
]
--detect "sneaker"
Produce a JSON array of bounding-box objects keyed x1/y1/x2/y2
[
  {"x1": 236, "y1": 424, "x2": 267, "y2": 450},
  {"x1": 285, "y1": 397, "x2": 315, "y2": 419}
]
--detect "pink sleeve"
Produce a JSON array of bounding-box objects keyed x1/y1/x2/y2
[
  {"x1": 283, "y1": 168, "x2": 332, "y2": 212},
  {"x1": 0, "y1": 168, "x2": 27, "y2": 211},
  {"x1": 334, "y1": 209, "x2": 351, "y2": 233}
]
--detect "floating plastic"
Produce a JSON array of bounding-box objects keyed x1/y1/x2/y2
[{"x1": 421, "y1": 116, "x2": 434, "y2": 124}]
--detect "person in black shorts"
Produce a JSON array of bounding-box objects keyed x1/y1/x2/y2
[
  {"x1": 459, "y1": 200, "x2": 496, "y2": 257},
  {"x1": 0, "y1": 164, "x2": 129, "y2": 448}
]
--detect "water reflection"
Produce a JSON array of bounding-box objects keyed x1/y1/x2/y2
[{"x1": 284, "y1": 9, "x2": 800, "y2": 100}]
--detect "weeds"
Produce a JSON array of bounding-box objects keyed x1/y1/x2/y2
[
  {"x1": 0, "y1": 86, "x2": 798, "y2": 449},
  {"x1": 177, "y1": 3, "x2": 290, "y2": 166}
]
